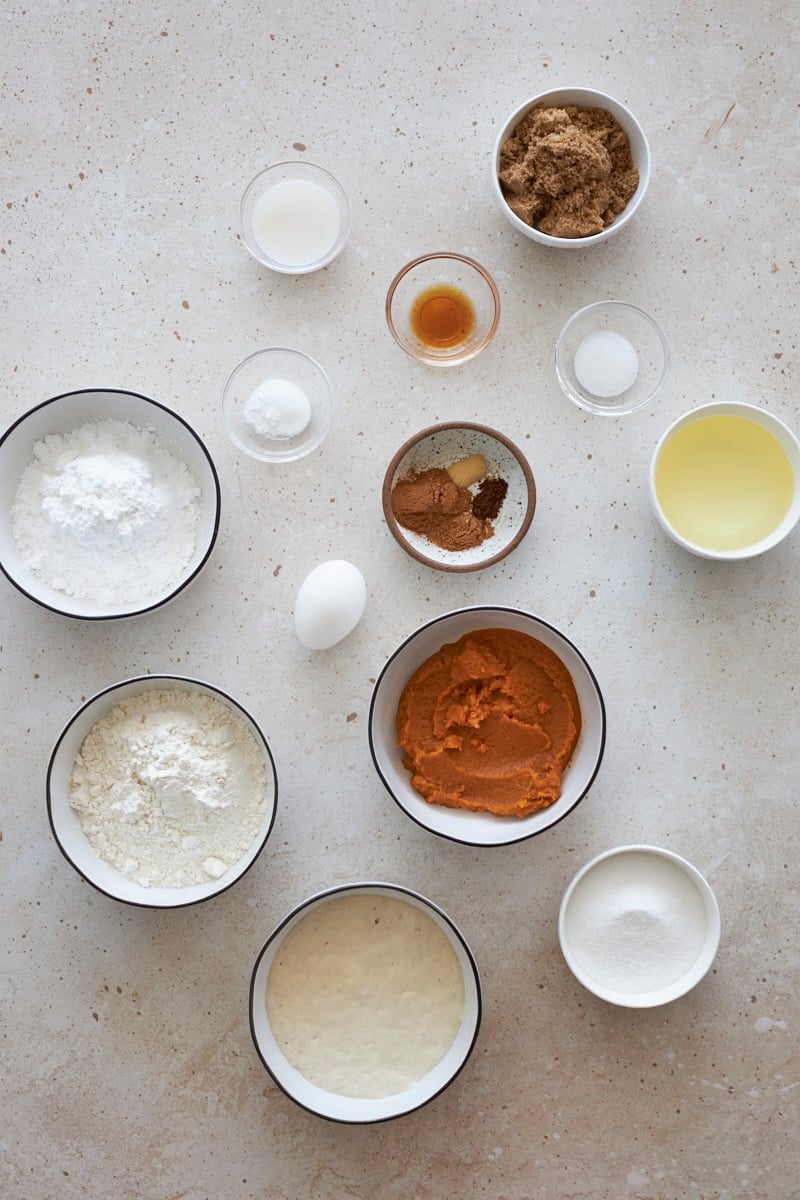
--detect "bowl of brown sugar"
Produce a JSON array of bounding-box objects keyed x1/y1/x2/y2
[
  {"x1": 382, "y1": 422, "x2": 535, "y2": 572},
  {"x1": 492, "y1": 87, "x2": 651, "y2": 248}
]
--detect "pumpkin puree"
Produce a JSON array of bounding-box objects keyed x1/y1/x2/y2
[{"x1": 396, "y1": 628, "x2": 581, "y2": 818}]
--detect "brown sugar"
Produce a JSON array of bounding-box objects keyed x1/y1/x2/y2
[{"x1": 498, "y1": 104, "x2": 639, "y2": 238}]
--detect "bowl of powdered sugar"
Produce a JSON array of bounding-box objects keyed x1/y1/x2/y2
[
  {"x1": 558, "y1": 845, "x2": 721, "y2": 1007},
  {"x1": 0, "y1": 388, "x2": 220, "y2": 618},
  {"x1": 47, "y1": 676, "x2": 278, "y2": 907}
]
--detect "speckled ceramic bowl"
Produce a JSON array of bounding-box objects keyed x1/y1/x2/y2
[
  {"x1": 382, "y1": 422, "x2": 535, "y2": 572},
  {"x1": 492, "y1": 87, "x2": 651, "y2": 248},
  {"x1": 0, "y1": 389, "x2": 220, "y2": 620},
  {"x1": 47, "y1": 675, "x2": 278, "y2": 909},
  {"x1": 249, "y1": 881, "x2": 481, "y2": 1123},
  {"x1": 368, "y1": 606, "x2": 606, "y2": 847}
]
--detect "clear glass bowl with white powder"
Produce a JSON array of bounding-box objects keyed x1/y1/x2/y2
[
  {"x1": 221, "y1": 347, "x2": 335, "y2": 463},
  {"x1": 555, "y1": 301, "x2": 670, "y2": 415}
]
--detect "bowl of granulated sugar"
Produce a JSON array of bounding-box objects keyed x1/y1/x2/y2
[
  {"x1": 0, "y1": 388, "x2": 221, "y2": 619},
  {"x1": 558, "y1": 845, "x2": 721, "y2": 1007},
  {"x1": 48, "y1": 675, "x2": 278, "y2": 908}
]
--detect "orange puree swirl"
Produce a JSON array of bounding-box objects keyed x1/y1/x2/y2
[{"x1": 396, "y1": 628, "x2": 581, "y2": 818}]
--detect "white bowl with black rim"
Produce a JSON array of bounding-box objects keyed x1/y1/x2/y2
[
  {"x1": 249, "y1": 881, "x2": 481, "y2": 1123},
  {"x1": 0, "y1": 388, "x2": 220, "y2": 619},
  {"x1": 47, "y1": 675, "x2": 277, "y2": 909},
  {"x1": 368, "y1": 606, "x2": 605, "y2": 847}
]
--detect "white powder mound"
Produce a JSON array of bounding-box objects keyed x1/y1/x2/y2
[
  {"x1": 11, "y1": 417, "x2": 202, "y2": 606},
  {"x1": 70, "y1": 689, "x2": 269, "y2": 888}
]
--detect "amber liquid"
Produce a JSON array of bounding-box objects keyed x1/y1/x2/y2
[{"x1": 410, "y1": 284, "x2": 476, "y2": 349}]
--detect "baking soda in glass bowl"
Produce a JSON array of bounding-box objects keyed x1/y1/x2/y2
[{"x1": 555, "y1": 301, "x2": 669, "y2": 415}]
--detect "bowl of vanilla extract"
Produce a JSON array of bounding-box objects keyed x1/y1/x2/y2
[{"x1": 385, "y1": 252, "x2": 500, "y2": 367}]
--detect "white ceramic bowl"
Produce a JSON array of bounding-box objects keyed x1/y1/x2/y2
[
  {"x1": 649, "y1": 401, "x2": 800, "y2": 559},
  {"x1": 492, "y1": 87, "x2": 651, "y2": 248},
  {"x1": 239, "y1": 160, "x2": 351, "y2": 274},
  {"x1": 368, "y1": 606, "x2": 605, "y2": 846},
  {"x1": 382, "y1": 422, "x2": 536, "y2": 572},
  {"x1": 221, "y1": 347, "x2": 335, "y2": 463},
  {"x1": 249, "y1": 881, "x2": 481, "y2": 1123},
  {"x1": 559, "y1": 845, "x2": 721, "y2": 1007},
  {"x1": 47, "y1": 676, "x2": 278, "y2": 908},
  {"x1": 555, "y1": 301, "x2": 670, "y2": 415},
  {"x1": 0, "y1": 389, "x2": 220, "y2": 619}
]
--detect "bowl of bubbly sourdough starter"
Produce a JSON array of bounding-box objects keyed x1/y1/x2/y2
[{"x1": 250, "y1": 882, "x2": 481, "y2": 1122}]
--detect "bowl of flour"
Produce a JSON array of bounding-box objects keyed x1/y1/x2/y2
[
  {"x1": 47, "y1": 676, "x2": 278, "y2": 907},
  {"x1": 0, "y1": 388, "x2": 221, "y2": 618}
]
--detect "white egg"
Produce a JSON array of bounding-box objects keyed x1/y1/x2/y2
[{"x1": 294, "y1": 560, "x2": 367, "y2": 650}]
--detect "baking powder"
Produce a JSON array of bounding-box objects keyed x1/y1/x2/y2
[
  {"x1": 70, "y1": 688, "x2": 269, "y2": 888},
  {"x1": 12, "y1": 418, "x2": 202, "y2": 605},
  {"x1": 243, "y1": 378, "x2": 312, "y2": 439}
]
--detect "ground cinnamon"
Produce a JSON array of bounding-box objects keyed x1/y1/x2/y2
[
  {"x1": 390, "y1": 467, "x2": 494, "y2": 552},
  {"x1": 498, "y1": 104, "x2": 639, "y2": 238}
]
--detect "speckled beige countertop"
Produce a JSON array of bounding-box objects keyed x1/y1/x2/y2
[{"x1": 2, "y1": 3, "x2": 798, "y2": 1198}]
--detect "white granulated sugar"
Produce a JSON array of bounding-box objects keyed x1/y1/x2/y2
[
  {"x1": 70, "y1": 689, "x2": 269, "y2": 888},
  {"x1": 12, "y1": 417, "x2": 202, "y2": 605}
]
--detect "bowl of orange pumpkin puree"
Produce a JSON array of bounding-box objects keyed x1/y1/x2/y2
[{"x1": 369, "y1": 607, "x2": 606, "y2": 847}]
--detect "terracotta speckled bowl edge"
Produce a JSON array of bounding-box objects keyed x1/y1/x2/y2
[{"x1": 381, "y1": 421, "x2": 536, "y2": 572}]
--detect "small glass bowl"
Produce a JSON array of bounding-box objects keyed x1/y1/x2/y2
[
  {"x1": 238, "y1": 161, "x2": 351, "y2": 274},
  {"x1": 555, "y1": 301, "x2": 669, "y2": 415},
  {"x1": 385, "y1": 252, "x2": 501, "y2": 367},
  {"x1": 221, "y1": 347, "x2": 335, "y2": 463}
]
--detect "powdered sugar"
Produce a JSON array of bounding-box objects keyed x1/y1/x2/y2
[
  {"x1": 70, "y1": 688, "x2": 269, "y2": 888},
  {"x1": 12, "y1": 418, "x2": 202, "y2": 606}
]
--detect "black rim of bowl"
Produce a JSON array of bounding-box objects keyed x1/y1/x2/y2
[
  {"x1": 0, "y1": 388, "x2": 222, "y2": 620},
  {"x1": 46, "y1": 674, "x2": 278, "y2": 909},
  {"x1": 248, "y1": 880, "x2": 482, "y2": 1124},
  {"x1": 367, "y1": 605, "x2": 607, "y2": 847}
]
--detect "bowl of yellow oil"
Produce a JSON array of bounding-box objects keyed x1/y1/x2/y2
[{"x1": 649, "y1": 402, "x2": 800, "y2": 559}]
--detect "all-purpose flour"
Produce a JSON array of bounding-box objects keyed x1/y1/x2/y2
[
  {"x1": 70, "y1": 689, "x2": 269, "y2": 888},
  {"x1": 12, "y1": 417, "x2": 202, "y2": 605}
]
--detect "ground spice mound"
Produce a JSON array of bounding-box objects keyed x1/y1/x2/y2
[
  {"x1": 498, "y1": 104, "x2": 639, "y2": 238},
  {"x1": 390, "y1": 467, "x2": 494, "y2": 552},
  {"x1": 472, "y1": 476, "x2": 508, "y2": 521},
  {"x1": 397, "y1": 628, "x2": 582, "y2": 818}
]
